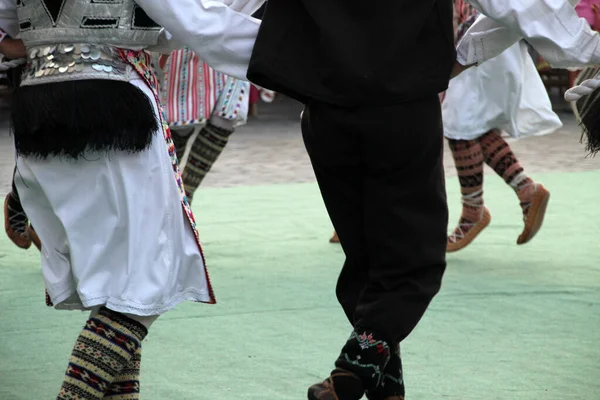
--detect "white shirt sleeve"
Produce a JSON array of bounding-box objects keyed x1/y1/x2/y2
[
  {"x1": 220, "y1": 0, "x2": 266, "y2": 15},
  {"x1": 457, "y1": 0, "x2": 600, "y2": 68},
  {"x1": 136, "y1": 0, "x2": 260, "y2": 80},
  {"x1": 0, "y1": 0, "x2": 19, "y2": 39}
]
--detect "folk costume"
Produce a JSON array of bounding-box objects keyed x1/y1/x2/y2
[
  {"x1": 249, "y1": 1, "x2": 455, "y2": 400},
  {"x1": 444, "y1": 0, "x2": 561, "y2": 252},
  {"x1": 159, "y1": 49, "x2": 250, "y2": 203},
  {"x1": 0, "y1": 0, "x2": 259, "y2": 398},
  {"x1": 156, "y1": 0, "x2": 264, "y2": 203},
  {"x1": 247, "y1": 1, "x2": 600, "y2": 400},
  {"x1": 458, "y1": 0, "x2": 600, "y2": 155}
]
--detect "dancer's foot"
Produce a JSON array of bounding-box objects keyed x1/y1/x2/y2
[
  {"x1": 366, "y1": 345, "x2": 404, "y2": 400},
  {"x1": 517, "y1": 183, "x2": 550, "y2": 245},
  {"x1": 447, "y1": 207, "x2": 491, "y2": 253},
  {"x1": 4, "y1": 193, "x2": 31, "y2": 249},
  {"x1": 308, "y1": 369, "x2": 364, "y2": 400},
  {"x1": 330, "y1": 231, "x2": 340, "y2": 243}
]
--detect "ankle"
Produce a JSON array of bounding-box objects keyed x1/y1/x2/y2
[
  {"x1": 516, "y1": 182, "x2": 536, "y2": 202},
  {"x1": 335, "y1": 330, "x2": 391, "y2": 390},
  {"x1": 7, "y1": 192, "x2": 23, "y2": 211},
  {"x1": 461, "y1": 205, "x2": 484, "y2": 223}
]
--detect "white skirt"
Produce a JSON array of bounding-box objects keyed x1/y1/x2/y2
[
  {"x1": 15, "y1": 79, "x2": 212, "y2": 316},
  {"x1": 442, "y1": 41, "x2": 563, "y2": 140}
]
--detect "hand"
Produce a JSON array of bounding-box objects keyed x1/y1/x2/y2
[
  {"x1": 0, "y1": 38, "x2": 26, "y2": 60},
  {"x1": 158, "y1": 53, "x2": 170, "y2": 70},
  {"x1": 450, "y1": 61, "x2": 475, "y2": 79}
]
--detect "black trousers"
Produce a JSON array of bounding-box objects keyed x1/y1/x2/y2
[{"x1": 301, "y1": 96, "x2": 448, "y2": 345}]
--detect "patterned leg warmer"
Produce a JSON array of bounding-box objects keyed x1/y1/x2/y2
[
  {"x1": 170, "y1": 126, "x2": 195, "y2": 164},
  {"x1": 103, "y1": 347, "x2": 142, "y2": 400},
  {"x1": 447, "y1": 139, "x2": 490, "y2": 251},
  {"x1": 366, "y1": 345, "x2": 405, "y2": 400},
  {"x1": 57, "y1": 307, "x2": 148, "y2": 400},
  {"x1": 448, "y1": 138, "x2": 485, "y2": 221},
  {"x1": 182, "y1": 123, "x2": 234, "y2": 204},
  {"x1": 479, "y1": 130, "x2": 535, "y2": 210},
  {"x1": 479, "y1": 130, "x2": 550, "y2": 244},
  {"x1": 308, "y1": 330, "x2": 391, "y2": 400}
]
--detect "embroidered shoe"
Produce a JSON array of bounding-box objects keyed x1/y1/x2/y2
[
  {"x1": 447, "y1": 207, "x2": 491, "y2": 253},
  {"x1": 366, "y1": 345, "x2": 405, "y2": 400},
  {"x1": 311, "y1": 329, "x2": 391, "y2": 400},
  {"x1": 4, "y1": 193, "x2": 32, "y2": 249},
  {"x1": 517, "y1": 183, "x2": 550, "y2": 245}
]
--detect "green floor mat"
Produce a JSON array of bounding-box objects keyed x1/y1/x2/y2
[{"x1": 1, "y1": 170, "x2": 598, "y2": 399}]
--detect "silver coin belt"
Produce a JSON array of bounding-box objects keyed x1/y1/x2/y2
[{"x1": 21, "y1": 43, "x2": 133, "y2": 86}]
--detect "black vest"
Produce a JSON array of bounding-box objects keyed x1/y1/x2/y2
[{"x1": 247, "y1": 0, "x2": 456, "y2": 107}]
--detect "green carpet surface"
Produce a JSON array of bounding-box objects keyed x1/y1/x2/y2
[{"x1": 1, "y1": 170, "x2": 599, "y2": 399}]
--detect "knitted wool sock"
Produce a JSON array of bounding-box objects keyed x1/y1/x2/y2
[
  {"x1": 448, "y1": 139, "x2": 485, "y2": 232},
  {"x1": 103, "y1": 347, "x2": 142, "y2": 400},
  {"x1": 182, "y1": 123, "x2": 234, "y2": 204},
  {"x1": 170, "y1": 126, "x2": 195, "y2": 164},
  {"x1": 479, "y1": 130, "x2": 535, "y2": 212},
  {"x1": 57, "y1": 307, "x2": 148, "y2": 400}
]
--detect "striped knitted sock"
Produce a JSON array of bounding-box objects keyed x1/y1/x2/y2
[
  {"x1": 170, "y1": 126, "x2": 195, "y2": 164},
  {"x1": 57, "y1": 307, "x2": 147, "y2": 400},
  {"x1": 103, "y1": 347, "x2": 142, "y2": 400},
  {"x1": 448, "y1": 138, "x2": 485, "y2": 223},
  {"x1": 479, "y1": 130, "x2": 535, "y2": 210},
  {"x1": 182, "y1": 123, "x2": 234, "y2": 204}
]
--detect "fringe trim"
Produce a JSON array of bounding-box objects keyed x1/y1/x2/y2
[
  {"x1": 576, "y1": 90, "x2": 600, "y2": 156},
  {"x1": 11, "y1": 80, "x2": 159, "y2": 159}
]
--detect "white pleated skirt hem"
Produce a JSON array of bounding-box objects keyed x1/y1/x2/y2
[
  {"x1": 52, "y1": 287, "x2": 211, "y2": 316},
  {"x1": 442, "y1": 41, "x2": 562, "y2": 141}
]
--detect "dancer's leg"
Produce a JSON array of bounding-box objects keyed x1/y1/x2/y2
[
  {"x1": 181, "y1": 121, "x2": 234, "y2": 203},
  {"x1": 446, "y1": 138, "x2": 491, "y2": 252},
  {"x1": 479, "y1": 130, "x2": 550, "y2": 245},
  {"x1": 57, "y1": 307, "x2": 149, "y2": 400}
]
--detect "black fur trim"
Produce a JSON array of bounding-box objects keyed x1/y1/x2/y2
[{"x1": 11, "y1": 80, "x2": 159, "y2": 159}]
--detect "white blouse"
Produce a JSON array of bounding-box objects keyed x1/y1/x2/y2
[{"x1": 458, "y1": 0, "x2": 600, "y2": 68}]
